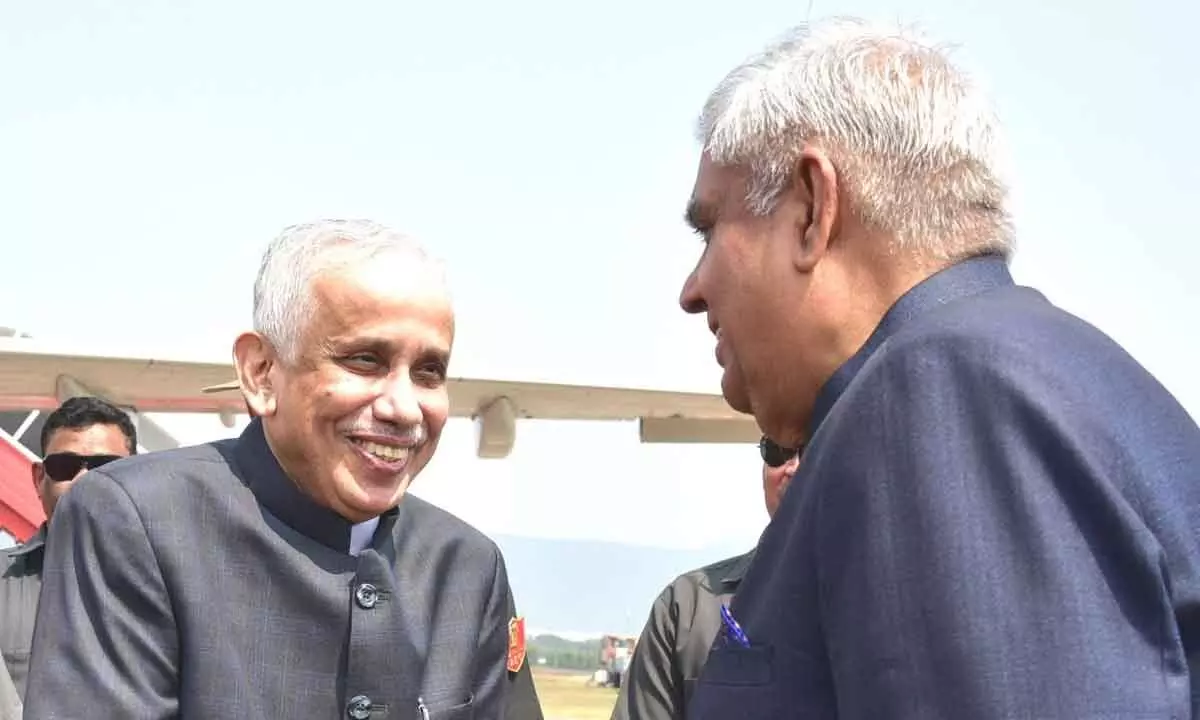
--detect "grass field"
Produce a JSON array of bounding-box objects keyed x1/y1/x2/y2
[{"x1": 532, "y1": 667, "x2": 618, "y2": 720}]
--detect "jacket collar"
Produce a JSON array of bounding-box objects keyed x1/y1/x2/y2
[
  {"x1": 231, "y1": 418, "x2": 399, "y2": 554},
  {"x1": 809, "y1": 253, "x2": 1014, "y2": 437},
  {"x1": 6, "y1": 523, "x2": 46, "y2": 559},
  {"x1": 720, "y1": 549, "x2": 756, "y2": 586}
]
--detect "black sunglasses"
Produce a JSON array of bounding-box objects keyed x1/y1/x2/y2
[
  {"x1": 42, "y1": 453, "x2": 122, "y2": 482},
  {"x1": 758, "y1": 436, "x2": 801, "y2": 468}
]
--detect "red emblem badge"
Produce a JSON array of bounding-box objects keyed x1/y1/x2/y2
[{"x1": 506, "y1": 616, "x2": 526, "y2": 673}]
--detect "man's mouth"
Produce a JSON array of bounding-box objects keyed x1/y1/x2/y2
[{"x1": 348, "y1": 438, "x2": 412, "y2": 464}]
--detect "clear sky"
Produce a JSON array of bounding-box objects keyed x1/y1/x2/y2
[{"x1": 2, "y1": 0, "x2": 1196, "y2": 552}]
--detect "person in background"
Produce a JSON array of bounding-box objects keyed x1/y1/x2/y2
[
  {"x1": 0, "y1": 395, "x2": 136, "y2": 701},
  {"x1": 25, "y1": 218, "x2": 542, "y2": 719},
  {"x1": 0, "y1": 644, "x2": 19, "y2": 720},
  {"x1": 611, "y1": 436, "x2": 802, "y2": 720},
  {"x1": 677, "y1": 15, "x2": 1200, "y2": 719}
]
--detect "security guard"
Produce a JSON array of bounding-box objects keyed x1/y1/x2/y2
[
  {"x1": 610, "y1": 437, "x2": 802, "y2": 720},
  {"x1": 0, "y1": 396, "x2": 137, "y2": 701},
  {"x1": 0, "y1": 649, "x2": 19, "y2": 720}
]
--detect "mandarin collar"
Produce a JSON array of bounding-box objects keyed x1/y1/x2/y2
[{"x1": 232, "y1": 418, "x2": 398, "y2": 554}]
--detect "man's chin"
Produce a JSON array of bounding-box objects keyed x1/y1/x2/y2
[
  {"x1": 720, "y1": 375, "x2": 753, "y2": 415},
  {"x1": 334, "y1": 457, "x2": 422, "y2": 520},
  {"x1": 336, "y1": 479, "x2": 410, "y2": 522}
]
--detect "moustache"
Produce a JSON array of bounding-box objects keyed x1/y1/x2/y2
[{"x1": 341, "y1": 424, "x2": 427, "y2": 447}]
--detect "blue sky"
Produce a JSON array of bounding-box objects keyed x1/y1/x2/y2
[{"x1": 2, "y1": 0, "x2": 1196, "y2": 551}]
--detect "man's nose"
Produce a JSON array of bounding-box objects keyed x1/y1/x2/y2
[
  {"x1": 373, "y1": 373, "x2": 424, "y2": 425},
  {"x1": 679, "y1": 268, "x2": 707, "y2": 315}
]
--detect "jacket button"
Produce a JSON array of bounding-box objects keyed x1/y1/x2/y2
[
  {"x1": 355, "y1": 582, "x2": 378, "y2": 609},
  {"x1": 346, "y1": 694, "x2": 372, "y2": 719}
]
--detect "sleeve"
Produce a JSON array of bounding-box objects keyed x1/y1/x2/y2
[
  {"x1": 23, "y1": 469, "x2": 179, "y2": 718},
  {"x1": 474, "y1": 544, "x2": 530, "y2": 720},
  {"x1": 814, "y1": 338, "x2": 1182, "y2": 718},
  {"x1": 502, "y1": 591, "x2": 544, "y2": 720},
  {"x1": 610, "y1": 584, "x2": 682, "y2": 720}
]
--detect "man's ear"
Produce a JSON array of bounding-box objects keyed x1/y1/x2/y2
[
  {"x1": 233, "y1": 332, "x2": 279, "y2": 418},
  {"x1": 790, "y1": 143, "x2": 841, "y2": 273},
  {"x1": 783, "y1": 451, "x2": 802, "y2": 475},
  {"x1": 31, "y1": 462, "x2": 44, "y2": 497},
  {"x1": 776, "y1": 451, "x2": 803, "y2": 498}
]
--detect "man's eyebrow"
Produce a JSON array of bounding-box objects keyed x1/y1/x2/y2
[
  {"x1": 328, "y1": 335, "x2": 392, "y2": 350},
  {"x1": 329, "y1": 335, "x2": 451, "y2": 360},
  {"x1": 684, "y1": 198, "x2": 713, "y2": 231}
]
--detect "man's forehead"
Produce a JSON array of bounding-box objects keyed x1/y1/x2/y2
[
  {"x1": 306, "y1": 265, "x2": 454, "y2": 350},
  {"x1": 690, "y1": 154, "x2": 721, "y2": 199},
  {"x1": 686, "y1": 155, "x2": 746, "y2": 220},
  {"x1": 312, "y1": 259, "x2": 451, "y2": 310},
  {"x1": 46, "y1": 424, "x2": 127, "y2": 453}
]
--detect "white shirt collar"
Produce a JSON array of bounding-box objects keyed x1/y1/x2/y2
[{"x1": 348, "y1": 516, "x2": 380, "y2": 556}]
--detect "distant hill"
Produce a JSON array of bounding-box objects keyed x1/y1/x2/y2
[
  {"x1": 491, "y1": 534, "x2": 751, "y2": 637},
  {"x1": 526, "y1": 633, "x2": 604, "y2": 671}
]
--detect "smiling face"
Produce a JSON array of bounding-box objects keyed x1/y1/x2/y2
[
  {"x1": 238, "y1": 254, "x2": 454, "y2": 523},
  {"x1": 679, "y1": 155, "x2": 817, "y2": 428},
  {"x1": 679, "y1": 159, "x2": 768, "y2": 412},
  {"x1": 678, "y1": 148, "x2": 849, "y2": 449}
]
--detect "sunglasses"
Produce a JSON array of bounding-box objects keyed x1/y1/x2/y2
[
  {"x1": 758, "y1": 436, "x2": 802, "y2": 468},
  {"x1": 42, "y1": 453, "x2": 122, "y2": 482}
]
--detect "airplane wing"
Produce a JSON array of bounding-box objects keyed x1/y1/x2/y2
[{"x1": 0, "y1": 338, "x2": 761, "y2": 458}]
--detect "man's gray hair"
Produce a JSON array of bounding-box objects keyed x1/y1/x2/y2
[
  {"x1": 698, "y1": 16, "x2": 1014, "y2": 260},
  {"x1": 252, "y1": 218, "x2": 446, "y2": 363}
]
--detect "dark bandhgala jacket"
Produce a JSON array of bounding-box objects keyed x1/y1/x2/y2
[
  {"x1": 24, "y1": 418, "x2": 544, "y2": 720},
  {"x1": 687, "y1": 254, "x2": 1200, "y2": 719}
]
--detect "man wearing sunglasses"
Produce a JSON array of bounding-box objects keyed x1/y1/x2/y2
[
  {"x1": 611, "y1": 437, "x2": 802, "y2": 720},
  {"x1": 1, "y1": 396, "x2": 136, "y2": 701}
]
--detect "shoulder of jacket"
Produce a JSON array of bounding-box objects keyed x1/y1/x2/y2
[
  {"x1": 665, "y1": 550, "x2": 753, "y2": 598},
  {"x1": 399, "y1": 495, "x2": 501, "y2": 555}
]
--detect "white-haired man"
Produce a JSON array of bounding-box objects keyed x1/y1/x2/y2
[
  {"x1": 25, "y1": 219, "x2": 543, "y2": 719},
  {"x1": 678, "y1": 17, "x2": 1200, "y2": 719}
]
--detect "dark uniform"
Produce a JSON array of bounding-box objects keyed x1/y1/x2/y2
[
  {"x1": 0, "y1": 646, "x2": 19, "y2": 720},
  {"x1": 610, "y1": 550, "x2": 754, "y2": 720},
  {"x1": 507, "y1": 641, "x2": 545, "y2": 720},
  {"x1": 0, "y1": 524, "x2": 46, "y2": 701}
]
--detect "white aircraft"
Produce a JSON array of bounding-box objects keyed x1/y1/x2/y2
[{"x1": 0, "y1": 335, "x2": 760, "y2": 459}]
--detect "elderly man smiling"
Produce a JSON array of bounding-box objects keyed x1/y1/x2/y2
[
  {"x1": 25, "y1": 219, "x2": 542, "y2": 720},
  {"x1": 677, "y1": 16, "x2": 1200, "y2": 720}
]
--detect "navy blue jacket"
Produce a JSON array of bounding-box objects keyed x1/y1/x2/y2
[{"x1": 688, "y1": 255, "x2": 1200, "y2": 718}]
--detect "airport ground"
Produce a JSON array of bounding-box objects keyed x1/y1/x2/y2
[{"x1": 531, "y1": 666, "x2": 618, "y2": 720}]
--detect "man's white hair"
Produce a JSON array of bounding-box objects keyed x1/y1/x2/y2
[
  {"x1": 252, "y1": 218, "x2": 446, "y2": 363},
  {"x1": 698, "y1": 16, "x2": 1014, "y2": 259}
]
